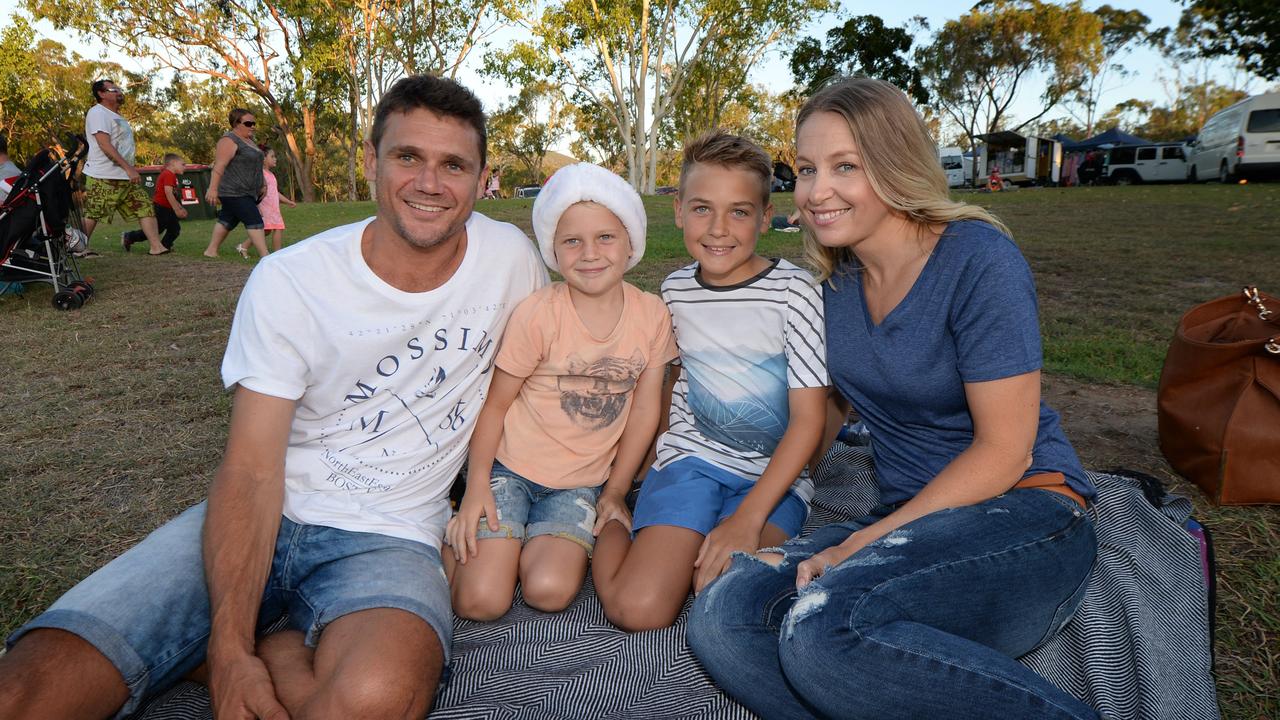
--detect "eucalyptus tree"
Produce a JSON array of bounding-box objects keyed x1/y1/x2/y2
[
  {"x1": 917, "y1": 0, "x2": 1103, "y2": 181},
  {"x1": 489, "y1": 0, "x2": 833, "y2": 193}
]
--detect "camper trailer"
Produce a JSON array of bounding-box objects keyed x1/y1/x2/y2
[{"x1": 974, "y1": 131, "x2": 1063, "y2": 186}]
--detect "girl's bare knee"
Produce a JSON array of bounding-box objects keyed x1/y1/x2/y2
[{"x1": 451, "y1": 586, "x2": 513, "y2": 622}]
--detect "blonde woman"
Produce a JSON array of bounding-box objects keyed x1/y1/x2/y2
[{"x1": 687, "y1": 77, "x2": 1101, "y2": 719}]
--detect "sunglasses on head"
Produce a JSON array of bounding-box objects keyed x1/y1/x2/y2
[{"x1": 241, "y1": 120, "x2": 256, "y2": 127}]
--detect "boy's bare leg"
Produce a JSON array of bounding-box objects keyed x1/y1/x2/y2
[
  {"x1": 755, "y1": 523, "x2": 791, "y2": 566},
  {"x1": 519, "y1": 536, "x2": 589, "y2": 612},
  {"x1": 593, "y1": 524, "x2": 704, "y2": 632},
  {"x1": 0, "y1": 628, "x2": 130, "y2": 719},
  {"x1": 283, "y1": 608, "x2": 443, "y2": 720},
  {"x1": 447, "y1": 537, "x2": 522, "y2": 621}
]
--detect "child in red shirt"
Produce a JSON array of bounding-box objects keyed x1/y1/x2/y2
[{"x1": 123, "y1": 153, "x2": 187, "y2": 251}]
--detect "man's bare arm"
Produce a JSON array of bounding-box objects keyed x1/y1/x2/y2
[{"x1": 203, "y1": 386, "x2": 295, "y2": 719}]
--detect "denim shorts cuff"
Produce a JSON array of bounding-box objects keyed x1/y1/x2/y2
[
  {"x1": 216, "y1": 218, "x2": 236, "y2": 229},
  {"x1": 475, "y1": 522, "x2": 527, "y2": 542},
  {"x1": 244, "y1": 223, "x2": 265, "y2": 230},
  {"x1": 10, "y1": 609, "x2": 150, "y2": 719},
  {"x1": 527, "y1": 521, "x2": 595, "y2": 554},
  {"x1": 309, "y1": 597, "x2": 454, "y2": 666}
]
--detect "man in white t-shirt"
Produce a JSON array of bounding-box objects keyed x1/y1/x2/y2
[
  {"x1": 0, "y1": 134, "x2": 20, "y2": 203},
  {"x1": 0, "y1": 75, "x2": 548, "y2": 719},
  {"x1": 80, "y1": 78, "x2": 165, "y2": 256}
]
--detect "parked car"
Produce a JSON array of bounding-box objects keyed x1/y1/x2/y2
[
  {"x1": 938, "y1": 146, "x2": 967, "y2": 187},
  {"x1": 514, "y1": 185, "x2": 542, "y2": 199},
  {"x1": 655, "y1": 186, "x2": 678, "y2": 195},
  {"x1": 1103, "y1": 143, "x2": 1188, "y2": 184},
  {"x1": 1186, "y1": 92, "x2": 1280, "y2": 183}
]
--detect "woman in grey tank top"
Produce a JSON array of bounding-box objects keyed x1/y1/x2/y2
[{"x1": 203, "y1": 108, "x2": 269, "y2": 259}]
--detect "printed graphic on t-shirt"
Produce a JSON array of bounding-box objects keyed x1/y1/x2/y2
[
  {"x1": 684, "y1": 350, "x2": 789, "y2": 455},
  {"x1": 318, "y1": 312, "x2": 500, "y2": 492},
  {"x1": 557, "y1": 350, "x2": 645, "y2": 430}
]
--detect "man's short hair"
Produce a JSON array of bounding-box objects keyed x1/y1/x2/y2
[
  {"x1": 371, "y1": 75, "x2": 487, "y2": 168},
  {"x1": 162, "y1": 153, "x2": 184, "y2": 165},
  {"x1": 0, "y1": 134, "x2": 8, "y2": 155},
  {"x1": 91, "y1": 79, "x2": 116, "y2": 103},
  {"x1": 679, "y1": 131, "x2": 772, "y2": 208}
]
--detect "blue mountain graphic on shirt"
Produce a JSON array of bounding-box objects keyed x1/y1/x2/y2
[{"x1": 684, "y1": 351, "x2": 789, "y2": 455}]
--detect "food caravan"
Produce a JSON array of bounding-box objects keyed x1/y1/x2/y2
[{"x1": 974, "y1": 131, "x2": 1063, "y2": 186}]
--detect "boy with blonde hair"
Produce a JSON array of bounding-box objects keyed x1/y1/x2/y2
[
  {"x1": 446, "y1": 162, "x2": 678, "y2": 620},
  {"x1": 592, "y1": 131, "x2": 829, "y2": 631}
]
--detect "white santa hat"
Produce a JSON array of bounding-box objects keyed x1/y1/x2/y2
[{"x1": 530, "y1": 162, "x2": 646, "y2": 273}]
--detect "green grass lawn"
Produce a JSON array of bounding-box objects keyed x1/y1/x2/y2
[{"x1": 2, "y1": 183, "x2": 1277, "y2": 718}]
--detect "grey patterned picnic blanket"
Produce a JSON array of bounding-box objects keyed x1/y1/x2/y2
[{"x1": 132, "y1": 444, "x2": 1218, "y2": 720}]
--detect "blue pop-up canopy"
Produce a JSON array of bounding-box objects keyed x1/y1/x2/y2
[{"x1": 1064, "y1": 127, "x2": 1151, "y2": 151}]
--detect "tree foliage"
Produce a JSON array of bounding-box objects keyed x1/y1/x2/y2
[
  {"x1": 1183, "y1": 0, "x2": 1280, "y2": 80},
  {"x1": 489, "y1": 0, "x2": 833, "y2": 192},
  {"x1": 488, "y1": 80, "x2": 569, "y2": 187},
  {"x1": 917, "y1": 0, "x2": 1102, "y2": 179},
  {"x1": 789, "y1": 14, "x2": 927, "y2": 104},
  {"x1": 1065, "y1": 5, "x2": 1150, "y2": 136}
]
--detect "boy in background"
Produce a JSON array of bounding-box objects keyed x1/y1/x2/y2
[
  {"x1": 123, "y1": 153, "x2": 187, "y2": 251},
  {"x1": 592, "y1": 131, "x2": 829, "y2": 631}
]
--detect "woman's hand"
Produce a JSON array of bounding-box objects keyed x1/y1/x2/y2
[
  {"x1": 205, "y1": 187, "x2": 219, "y2": 205},
  {"x1": 593, "y1": 490, "x2": 632, "y2": 536},
  {"x1": 795, "y1": 530, "x2": 874, "y2": 588},
  {"x1": 445, "y1": 484, "x2": 498, "y2": 564}
]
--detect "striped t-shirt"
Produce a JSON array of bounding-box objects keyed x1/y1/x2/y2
[{"x1": 655, "y1": 259, "x2": 828, "y2": 502}]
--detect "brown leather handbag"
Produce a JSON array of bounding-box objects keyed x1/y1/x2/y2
[{"x1": 1157, "y1": 286, "x2": 1280, "y2": 504}]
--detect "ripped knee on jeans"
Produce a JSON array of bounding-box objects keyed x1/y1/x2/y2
[{"x1": 756, "y1": 551, "x2": 785, "y2": 567}]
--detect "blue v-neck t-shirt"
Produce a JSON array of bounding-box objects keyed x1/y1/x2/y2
[{"x1": 823, "y1": 220, "x2": 1093, "y2": 505}]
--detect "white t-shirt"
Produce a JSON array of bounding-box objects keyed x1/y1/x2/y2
[
  {"x1": 655, "y1": 259, "x2": 828, "y2": 503},
  {"x1": 221, "y1": 213, "x2": 549, "y2": 548},
  {"x1": 84, "y1": 104, "x2": 135, "y2": 180}
]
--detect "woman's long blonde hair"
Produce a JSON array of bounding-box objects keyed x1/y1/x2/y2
[{"x1": 797, "y1": 77, "x2": 1009, "y2": 283}]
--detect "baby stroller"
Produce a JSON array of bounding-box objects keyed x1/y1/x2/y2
[{"x1": 0, "y1": 135, "x2": 93, "y2": 310}]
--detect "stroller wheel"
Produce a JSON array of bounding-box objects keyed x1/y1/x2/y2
[
  {"x1": 52, "y1": 289, "x2": 84, "y2": 310},
  {"x1": 70, "y1": 280, "x2": 95, "y2": 300}
]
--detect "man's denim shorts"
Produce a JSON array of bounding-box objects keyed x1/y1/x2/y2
[
  {"x1": 5, "y1": 502, "x2": 453, "y2": 720},
  {"x1": 632, "y1": 456, "x2": 808, "y2": 538},
  {"x1": 471, "y1": 461, "x2": 602, "y2": 554}
]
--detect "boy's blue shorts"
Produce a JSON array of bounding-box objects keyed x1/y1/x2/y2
[{"x1": 631, "y1": 456, "x2": 808, "y2": 538}]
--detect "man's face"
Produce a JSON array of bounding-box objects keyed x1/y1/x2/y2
[
  {"x1": 98, "y1": 82, "x2": 123, "y2": 108},
  {"x1": 363, "y1": 108, "x2": 485, "y2": 252}
]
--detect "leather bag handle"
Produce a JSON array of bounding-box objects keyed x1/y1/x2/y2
[{"x1": 1243, "y1": 286, "x2": 1280, "y2": 355}]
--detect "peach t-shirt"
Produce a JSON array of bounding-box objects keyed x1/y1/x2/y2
[{"x1": 495, "y1": 282, "x2": 678, "y2": 489}]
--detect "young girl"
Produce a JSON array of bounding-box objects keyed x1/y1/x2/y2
[
  {"x1": 687, "y1": 77, "x2": 1102, "y2": 719},
  {"x1": 445, "y1": 162, "x2": 678, "y2": 620},
  {"x1": 238, "y1": 146, "x2": 296, "y2": 257}
]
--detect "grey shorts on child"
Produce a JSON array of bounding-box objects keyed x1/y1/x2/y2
[{"x1": 474, "y1": 461, "x2": 602, "y2": 554}]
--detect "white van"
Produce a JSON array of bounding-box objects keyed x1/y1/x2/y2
[
  {"x1": 939, "y1": 147, "x2": 966, "y2": 187},
  {"x1": 1187, "y1": 92, "x2": 1280, "y2": 182}
]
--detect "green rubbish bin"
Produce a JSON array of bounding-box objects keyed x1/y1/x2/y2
[{"x1": 137, "y1": 164, "x2": 217, "y2": 220}]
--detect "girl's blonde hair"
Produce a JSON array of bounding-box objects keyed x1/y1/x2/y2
[{"x1": 797, "y1": 77, "x2": 1009, "y2": 282}]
